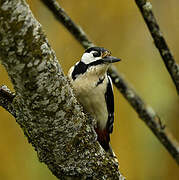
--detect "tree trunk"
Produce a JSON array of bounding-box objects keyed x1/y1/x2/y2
[{"x1": 0, "y1": 0, "x2": 125, "y2": 179}]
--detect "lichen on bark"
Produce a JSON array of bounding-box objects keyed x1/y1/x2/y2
[{"x1": 0, "y1": 0, "x2": 124, "y2": 179}]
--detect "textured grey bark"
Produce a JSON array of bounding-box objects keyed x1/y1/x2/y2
[
  {"x1": 0, "y1": 0, "x2": 125, "y2": 179},
  {"x1": 0, "y1": 85, "x2": 17, "y2": 117}
]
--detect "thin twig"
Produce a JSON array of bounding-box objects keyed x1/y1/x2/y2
[
  {"x1": 135, "y1": 0, "x2": 179, "y2": 94},
  {"x1": 0, "y1": 85, "x2": 16, "y2": 117},
  {"x1": 40, "y1": 0, "x2": 179, "y2": 165},
  {"x1": 41, "y1": 0, "x2": 94, "y2": 48}
]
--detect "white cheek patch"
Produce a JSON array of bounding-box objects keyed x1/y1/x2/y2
[
  {"x1": 81, "y1": 53, "x2": 94, "y2": 64},
  {"x1": 81, "y1": 52, "x2": 101, "y2": 64}
]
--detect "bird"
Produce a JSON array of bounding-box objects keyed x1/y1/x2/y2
[{"x1": 68, "y1": 47, "x2": 121, "y2": 154}]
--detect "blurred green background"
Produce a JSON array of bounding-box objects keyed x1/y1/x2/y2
[{"x1": 0, "y1": 0, "x2": 179, "y2": 179}]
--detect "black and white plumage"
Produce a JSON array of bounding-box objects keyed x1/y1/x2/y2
[{"x1": 68, "y1": 47, "x2": 120, "y2": 153}]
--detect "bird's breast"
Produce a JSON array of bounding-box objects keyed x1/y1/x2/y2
[{"x1": 71, "y1": 74, "x2": 108, "y2": 130}]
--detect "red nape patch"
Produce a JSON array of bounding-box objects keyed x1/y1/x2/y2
[{"x1": 95, "y1": 128, "x2": 110, "y2": 151}]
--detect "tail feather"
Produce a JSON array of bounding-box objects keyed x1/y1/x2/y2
[
  {"x1": 95, "y1": 128, "x2": 118, "y2": 162},
  {"x1": 95, "y1": 128, "x2": 110, "y2": 151}
]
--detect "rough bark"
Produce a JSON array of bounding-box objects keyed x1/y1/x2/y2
[
  {"x1": 0, "y1": 85, "x2": 16, "y2": 117},
  {"x1": 0, "y1": 0, "x2": 125, "y2": 179}
]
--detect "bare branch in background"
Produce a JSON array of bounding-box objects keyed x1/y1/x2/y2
[
  {"x1": 41, "y1": 0, "x2": 94, "y2": 48},
  {"x1": 108, "y1": 66, "x2": 179, "y2": 164},
  {"x1": 40, "y1": 0, "x2": 179, "y2": 165},
  {"x1": 135, "y1": 0, "x2": 179, "y2": 94},
  {"x1": 0, "y1": 0, "x2": 125, "y2": 179}
]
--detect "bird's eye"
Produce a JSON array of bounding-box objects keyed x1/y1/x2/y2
[{"x1": 93, "y1": 51, "x2": 100, "y2": 57}]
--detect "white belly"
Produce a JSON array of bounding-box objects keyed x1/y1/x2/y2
[{"x1": 72, "y1": 75, "x2": 108, "y2": 130}]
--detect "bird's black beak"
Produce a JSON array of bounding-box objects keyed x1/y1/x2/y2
[{"x1": 102, "y1": 56, "x2": 121, "y2": 64}]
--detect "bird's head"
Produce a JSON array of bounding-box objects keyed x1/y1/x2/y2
[
  {"x1": 81, "y1": 47, "x2": 121, "y2": 66},
  {"x1": 69, "y1": 47, "x2": 121, "y2": 80}
]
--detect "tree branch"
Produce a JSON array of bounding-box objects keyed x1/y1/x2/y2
[
  {"x1": 40, "y1": 0, "x2": 94, "y2": 49},
  {"x1": 0, "y1": 85, "x2": 16, "y2": 117},
  {"x1": 108, "y1": 66, "x2": 179, "y2": 164},
  {"x1": 135, "y1": 0, "x2": 179, "y2": 94},
  {"x1": 40, "y1": 0, "x2": 179, "y2": 165},
  {"x1": 41, "y1": 0, "x2": 94, "y2": 49},
  {"x1": 0, "y1": 0, "x2": 125, "y2": 179}
]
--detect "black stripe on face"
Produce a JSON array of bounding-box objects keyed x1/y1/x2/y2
[
  {"x1": 88, "y1": 59, "x2": 104, "y2": 67},
  {"x1": 72, "y1": 60, "x2": 105, "y2": 80},
  {"x1": 72, "y1": 61, "x2": 88, "y2": 80}
]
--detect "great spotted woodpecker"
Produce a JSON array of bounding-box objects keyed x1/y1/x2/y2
[{"x1": 68, "y1": 47, "x2": 121, "y2": 154}]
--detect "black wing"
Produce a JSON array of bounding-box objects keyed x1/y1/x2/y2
[
  {"x1": 105, "y1": 76, "x2": 114, "y2": 134},
  {"x1": 95, "y1": 75, "x2": 114, "y2": 152}
]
